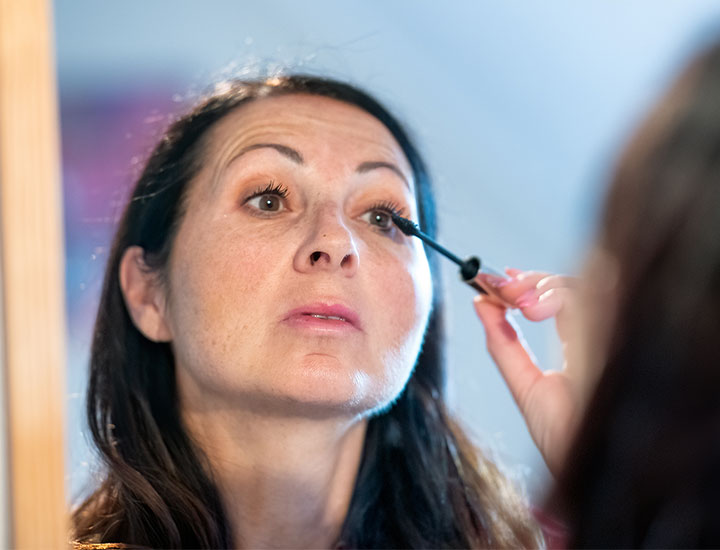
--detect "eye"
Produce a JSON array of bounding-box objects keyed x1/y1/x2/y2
[
  {"x1": 243, "y1": 182, "x2": 289, "y2": 213},
  {"x1": 364, "y1": 209, "x2": 393, "y2": 230},
  {"x1": 361, "y1": 201, "x2": 406, "y2": 233},
  {"x1": 247, "y1": 193, "x2": 284, "y2": 212}
]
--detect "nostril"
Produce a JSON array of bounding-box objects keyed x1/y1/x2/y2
[{"x1": 310, "y1": 251, "x2": 322, "y2": 265}]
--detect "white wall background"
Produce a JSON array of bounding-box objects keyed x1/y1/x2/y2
[{"x1": 55, "y1": 0, "x2": 720, "y2": 502}]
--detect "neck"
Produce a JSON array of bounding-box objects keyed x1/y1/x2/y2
[{"x1": 182, "y1": 400, "x2": 367, "y2": 549}]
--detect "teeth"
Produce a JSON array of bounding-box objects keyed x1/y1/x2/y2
[{"x1": 309, "y1": 314, "x2": 346, "y2": 321}]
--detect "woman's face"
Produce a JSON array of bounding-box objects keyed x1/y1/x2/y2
[{"x1": 161, "y1": 93, "x2": 433, "y2": 417}]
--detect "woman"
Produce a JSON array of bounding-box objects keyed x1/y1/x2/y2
[
  {"x1": 478, "y1": 41, "x2": 720, "y2": 547},
  {"x1": 72, "y1": 76, "x2": 544, "y2": 548}
]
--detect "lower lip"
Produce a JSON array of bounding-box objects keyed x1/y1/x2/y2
[{"x1": 283, "y1": 314, "x2": 359, "y2": 333}]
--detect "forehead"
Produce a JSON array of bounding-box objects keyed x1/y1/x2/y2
[{"x1": 201, "y1": 93, "x2": 413, "y2": 176}]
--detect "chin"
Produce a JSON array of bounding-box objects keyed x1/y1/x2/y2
[{"x1": 263, "y1": 354, "x2": 403, "y2": 418}]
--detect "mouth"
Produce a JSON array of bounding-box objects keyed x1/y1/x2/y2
[
  {"x1": 283, "y1": 303, "x2": 362, "y2": 332},
  {"x1": 304, "y1": 313, "x2": 349, "y2": 321}
]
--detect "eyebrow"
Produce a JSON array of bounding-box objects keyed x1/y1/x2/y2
[
  {"x1": 227, "y1": 143, "x2": 410, "y2": 191},
  {"x1": 231, "y1": 143, "x2": 304, "y2": 164},
  {"x1": 356, "y1": 161, "x2": 410, "y2": 191}
]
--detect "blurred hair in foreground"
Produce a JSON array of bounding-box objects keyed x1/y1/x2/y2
[{"x1": 553, "y1": 38, "x2": 720, "y2": 548}]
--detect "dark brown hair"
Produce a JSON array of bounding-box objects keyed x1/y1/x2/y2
[
  {"x1": 72, "y1": 75, "x2": 542, "y2": 548},
  {"x1": 554, "y1": 42, "x2": 720, "y2": 547}
]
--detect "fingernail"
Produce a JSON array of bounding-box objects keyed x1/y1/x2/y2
[
  {"x1": 515, "y1": 289, "x2": 539, "y2": 308},
  {"x1": 482, "y1": 275, "x2": 508, "y2": 287},
  {"x1": 495, "y1": 277, "x2": 513, "y2": 288}
]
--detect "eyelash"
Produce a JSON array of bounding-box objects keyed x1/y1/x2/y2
[
  {"x1": 368, "y1": 200, "x2": 405, "y2": 218},
  {"x1": 245, "y1": 181, "x2": 289, "y2": 201},
  {"x1": 366, "y1": 200, "x2": 408, "y2": 234}
]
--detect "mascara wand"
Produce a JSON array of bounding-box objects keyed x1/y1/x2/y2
[{"x1": 391, "y1": 213, "x2": 509, "y2": 303}]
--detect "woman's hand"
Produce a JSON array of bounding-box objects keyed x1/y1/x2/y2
[{"x1": 472, "y1": 268, "x2": 583, "y2": 477}]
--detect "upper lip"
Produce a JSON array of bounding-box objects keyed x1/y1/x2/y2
[{"x1": 283, "y1": 302, "x2": 362, "y2": 330}]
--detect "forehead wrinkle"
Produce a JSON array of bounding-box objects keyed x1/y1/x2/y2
[
  {"x1": 199, "y1": 98, "x2": 414, "y2": 196},
  {"x1": 202, "y1": 122, "x2": 308, "y2": 195}
]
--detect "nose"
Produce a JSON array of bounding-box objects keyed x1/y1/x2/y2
[{"x1": 293, "y1": 205, "x2": 359, "y2": 276}]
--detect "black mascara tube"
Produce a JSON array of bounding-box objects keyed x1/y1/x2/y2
[{"x1": 391, "y1": 214, "x2": 512, "y2": 306}]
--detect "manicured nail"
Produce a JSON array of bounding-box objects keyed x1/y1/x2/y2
[
  {"x1": 515, "y1": 289, "x2": 539, "y2": 308},
  {"x1": 482, "y1": 274, "x2": 508, "y2": 287}
]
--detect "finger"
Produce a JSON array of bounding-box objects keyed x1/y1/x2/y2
[
  {"x1": 473, "y1": 295, "x2": 543, "y2": 410},
  {"x1": 536, "y1": 274, "x2": 580, "y2": 292},
  {"x1": 520, "y1": 287, "x2": 572, "y2": 321},
  {"x1": 512, "y1": 274, "x2": 578, "y2": 309},
  {"x1": 480, "y1": 270, "x2": 552, "y2": 305},
  {"x1": 519, "y1": 287, "x2": 580, "y2": 343}
]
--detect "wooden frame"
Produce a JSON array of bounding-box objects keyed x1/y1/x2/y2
[{"x1": 0, "y1": 0, "x2": 68, "y2": 547}]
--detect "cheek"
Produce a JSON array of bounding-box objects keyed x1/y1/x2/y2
[
  {"x1": 167, "y1": 221, "x2": 284, "y2": 347},
  {"x1": 384, "y1": 239, "x2": 432, "y2": 325},
  {"x1": 380, "y1": 266, "x2": 426, "y2": 333},
  {"x1": 364, "y1": 255, "x2": 432, "y2": 406},
  {"x1": 368, "y1": 243, "x2": 433, "y2": 366}
]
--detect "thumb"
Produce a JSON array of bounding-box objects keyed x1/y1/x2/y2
[{"x1": 473, "y1": 295, "x2": 543, "y2": 411}]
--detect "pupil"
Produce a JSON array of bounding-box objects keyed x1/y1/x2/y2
[
  {"x1": 374, "y1": 211, "x2": 389, "y2": 227},
  {"x1": 261, "y1": 195, "x2": 277, "y2": 211}
]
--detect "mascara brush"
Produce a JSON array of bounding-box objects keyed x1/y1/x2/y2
[{"x1": 391, "y1": 213, "x2": 512, "y2": 306}]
